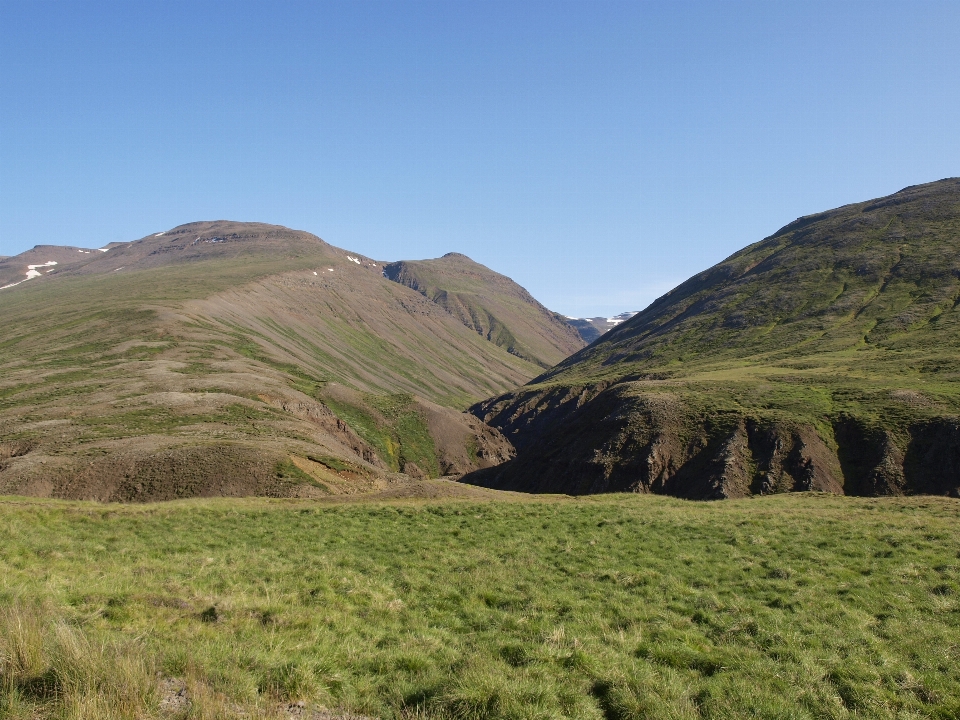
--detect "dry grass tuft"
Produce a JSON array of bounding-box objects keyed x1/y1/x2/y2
[{"x1": 0, "y1": 601, "x2": 155, "y2": 719}]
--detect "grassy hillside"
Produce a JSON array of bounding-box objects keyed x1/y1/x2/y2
[
  {"x1": 469, "y1": 179, "x2": 960, "y2": 498},
  {"x1": 384, "y1": 253, "x2": 584, "y2": 368},
  {"x1": 541, "y1": 178, "x2": 960, "y2": 384},
  {"x1": 0, "y1": 222, "x2": 548, "y2": 500},
  {"x1": 1, "y1": 493, "x2": 958, "y2": 719}
]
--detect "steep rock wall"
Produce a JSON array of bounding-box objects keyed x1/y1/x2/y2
[{"x1": 465, "y1": 382, "x2": 956, "y2": 499}]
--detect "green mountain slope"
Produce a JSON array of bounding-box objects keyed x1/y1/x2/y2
[
  {"x1": 384, "y1": 253, "x2": 585, "y2": 368},
  {"x1": 467, "y1": 178, "x2": 960, "y2": 499},
  {"x1": 0, "y1": 222, "x2": 553, "y2": 501}
]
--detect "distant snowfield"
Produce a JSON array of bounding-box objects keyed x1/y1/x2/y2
[
  {"x1": 604, "y1": 311, "x2": 640, "y2": 324},
  {"x1": 0, "y1": 261, "x2": 58, "y2": 290},
  {"x1": 565, "y1": 311, "x2": 638, "y2": 324},
  {"x1": 346, "y1": 255, "x2": 362, "y2": 265}
]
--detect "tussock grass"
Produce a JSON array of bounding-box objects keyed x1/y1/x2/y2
[
  {"x1": 0, "y1": 601, "x2": 156, "y2": 719},
  {"x1": 0, "y1": 493, "x2": 958, "y2": 718}
]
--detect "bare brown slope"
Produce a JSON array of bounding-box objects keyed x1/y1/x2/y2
[
  {"x1": 384, "y1": 253, "x2": 584, "y2": 368},
  {"x1": 0, "y1": 221, "x2": 530, "y2": 501}
]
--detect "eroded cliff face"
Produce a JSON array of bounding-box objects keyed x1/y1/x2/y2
[{"x1": 465, "y1": 382, "x2": 959, "y2": 499}]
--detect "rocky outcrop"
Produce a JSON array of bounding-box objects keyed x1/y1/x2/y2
[
  {"x1": 834, "y1": 417, "x2": 907, "y2": 495},
  {"x1": 464, "y1": 382, "x2": 953, "y2": 500},
  {"x1": 415, "y1": 400, "x2": 515, "y2": 475},
  {"x1": 904, "y1": 418, "x2": 960, "y2": 497},
  {"x1": 467, "y1": 386, "x2": 689, "y2": 495},
  {"x1": 747, "y1": 421, "x2": 844, "y2": 495},
  {"x1": 264, "y1": 394, "x2": 389, "y2": 469},
  {"x1": 471, "y1": 382, "x2": 611, "y2": 451}
]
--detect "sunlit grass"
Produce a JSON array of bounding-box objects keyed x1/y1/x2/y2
[{"x1": 1, "y1": 493, "x2": 958, "y2": 718}]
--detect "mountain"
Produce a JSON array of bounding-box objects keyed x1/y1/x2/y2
[
  {"x1": 466, "y1": 178, "x2": 960, "y2": 499},
  {"x1": 0, "y1": 221, "x2": 569, "y2": 501},
  {"x1": 564, "y1": 312, "x2": 639, "y2": 343},
  {"x1": 383, "y1": 253, "x2": 584, "y2": 368},
  {"x1": 0, "y1": 244, "x2": 108, "y2": 288}
]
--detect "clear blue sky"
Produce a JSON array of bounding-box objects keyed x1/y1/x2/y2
[{"x1": 1, "y1": 1, "x2": 958, "y2": 317}]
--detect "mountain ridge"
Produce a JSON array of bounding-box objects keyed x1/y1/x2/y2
[{"x1": 383, "y1": 253, "x2": 585, "y2": 368}]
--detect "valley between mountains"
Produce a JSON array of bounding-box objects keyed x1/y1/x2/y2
[{"x1": 4, "y1": 178, "x2": 960, "y2": 502}]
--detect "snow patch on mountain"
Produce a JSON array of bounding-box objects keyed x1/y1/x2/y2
[{"x1": 0, "y1": 261, "x2": 59, "y2": 290}]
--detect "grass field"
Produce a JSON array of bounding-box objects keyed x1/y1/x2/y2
[{"x1": 1, "y1": 492, "x2": 959, "y2": 719}]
